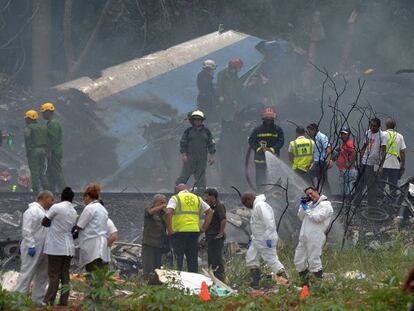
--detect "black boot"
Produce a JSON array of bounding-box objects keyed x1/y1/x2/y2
[
  {"x1": 298, "y1": 269, "x2": 310, "y2": 286},
  {"x1": 250, "y1": 268, "x2": 261, "y2": 289},
  {"x1": 313, "y1": 270, "x2": 323, "y2": 279}
]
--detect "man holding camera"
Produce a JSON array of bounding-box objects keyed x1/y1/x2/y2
[{"x1": 294, "y1": 187, "x2": 333, "y2": 286}]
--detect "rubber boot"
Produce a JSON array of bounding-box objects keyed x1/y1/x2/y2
[
  {"x1": 250, "y1": 268, "x2": 261, "y2": 289},
  {"x1": 313, "y1": 270, "x2": 323, "y2": 279},
  {"x1": 298, "y1": 269, "x2": 310, "y2": 286}
]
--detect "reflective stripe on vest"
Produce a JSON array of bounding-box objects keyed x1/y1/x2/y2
[
  {"x1": 386, "y1": 130, "x2": 399, "y2": 157},
  {"x1": 291, "y1": 138, "x2": 314, "y2": 172},
  {"x1": 172, "y1": 192, "x2": 201, "y2": 232}
]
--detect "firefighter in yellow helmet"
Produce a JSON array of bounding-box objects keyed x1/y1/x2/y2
[
  {"x1": 24, "y1": 110, "x2": 49, "y2": 192},
  {"x1": 40, "y1": 103, "x2": 66, "y2": 192}
]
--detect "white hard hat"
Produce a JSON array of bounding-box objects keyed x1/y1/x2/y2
[
  {"x1": 202, "y1": 59, "x2": 217, "y2": 70},
  {"x1": 190, "y1": 110, "x2": 205, "y2": 119}
]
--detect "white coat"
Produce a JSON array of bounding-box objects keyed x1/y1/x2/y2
[
  {"x1": 250, "y1": 194, "x2": 278, "y2": 242},
  {"x1": 246, "y1": 194, "x2": 285, "y2": 273},
  {"x1": 44, "y1": 201, "x2": 78, "y2": 256},
  {"x1": 294, "y1": 195, "x2": 333, "y2": 273},
  {"x1": 77, "y1": 200, "x2": 109, "y2": 268},
  {"x1": 14, "y1": 202, "x2": 49, "y2": 305}
]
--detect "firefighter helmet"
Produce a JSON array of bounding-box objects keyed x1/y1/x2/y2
[
  {"x1": 40, "y1": 102, "x2": 55, "y2": 112},
  {"x1": 228, "y1": 58, "x2": 243, "y2": 70},
  {"x1": 262, "y1": 107, "x2": 276, "y2": 120},
  {"x1": 202, "y1": 59, "x2": 217, "y2": 70},
  {"x1": 190, "y1": 110, "x2": 205, "y2": 120},
  {"x1": 24, "y1": 110, "x2": 38, "y2": 120}
]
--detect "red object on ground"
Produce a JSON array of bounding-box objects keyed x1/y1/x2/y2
[
  {"x1": 199, "y1": 281, "x2": 211, "y2": 301},
  {"x1": 300, "y1": 285, "x2": 309, "y2": 300}
]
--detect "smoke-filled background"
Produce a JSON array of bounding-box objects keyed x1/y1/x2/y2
[{"x1": 0, "y1": 0, "x2": 413, "y2": 192}]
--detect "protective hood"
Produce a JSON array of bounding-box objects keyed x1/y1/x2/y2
[
  {"x1": 313, "y1": 195, "x2": 328, "y2": 206},
  {"x1": 254, "y1": 194, "x2": 266, "y2": 205}
]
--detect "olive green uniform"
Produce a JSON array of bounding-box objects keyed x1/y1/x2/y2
[
  {"x1": 46, "y1": 119, "x2": 66, "y2": 192},
  {"x1": 24, "y1": 123, "x2": 48, "y2": 192},
  {"x1": 141, "y1": 209, "x2": 167, "y2": 278}
]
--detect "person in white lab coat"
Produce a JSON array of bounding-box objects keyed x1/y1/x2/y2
[
  {"x1": 73, "y1": 183, "x2": 109, "y2": 272},
  {"x1": 241, "y1": 192, "x2": 288, "y2": 288},
  {"x1": 98, "y1": 200, "x2": 118, "y2": 263},
  {"x1": 41, "y1": 187, "x2": 78, "y2": 306},
  {"x1": 294, "y1": 186, "x2": 333, "y2": 285},
  {"x1": 106, "y1": 218, "x2": 118, "y2": 260},
  {"x1": 14, "y1": 191, "x2": 54, "y2": 306}
]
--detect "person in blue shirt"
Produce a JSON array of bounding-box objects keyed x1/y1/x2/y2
[{"x1": 306, "y1": 123, "x2": 332, "y2": 194}]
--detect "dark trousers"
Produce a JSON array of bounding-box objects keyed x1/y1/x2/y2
[
  {"x1": 255, "y1": 163, "x2": 267, "y2": 190},
  {"x1": 27, "y1": 148, "x2": 48, "y2": 193},
  {"x1": 310, "y1": 161, "x2": 331, "y2": 194},
  {"x1": 170, "y1": 232, "x2": 199, "y2": 273},
  {"x1": 142, "y1": 244, "x2": 163, "y2": 278},
  {"x1": 207, "y1": 237, "x2": 225, "y2": 281},
  {"x1": 85, "y1": 258, "x2": 108, "y2": 273},
  {"x1": 353, "y1": 164, "x2": 378, "y2": 206},
  {"x1": 43, "y1": 255, "x2": 71, "y2": 306},
  {"x1": 382, "y1": 168, "x2": 400, "y2": 196},
  {"x1": 176, "y1": 157, "x2": 207, "y2": 194}
]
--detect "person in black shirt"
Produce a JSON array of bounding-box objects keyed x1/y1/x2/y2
[
  {"x1": 197, "y1": 59, "x2": 217, "y2": 119},
  {"x1": 204, "y1": 188, "x2": 226, "y2": 282},
  {"x1": 176, "y1": 110, "x2": 216, "y2": 194}
]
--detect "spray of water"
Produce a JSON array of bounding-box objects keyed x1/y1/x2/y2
[{"x1": 264, "y1": 151, "x2": 344, "y2": 245}]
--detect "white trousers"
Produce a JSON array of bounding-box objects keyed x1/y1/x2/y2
[
  {"x1": 294, "y1": 233, "x2": 325, "y2": 273},
  {"x1": 14, "y1": 247, "x2": 48, "y2": 305},
  {"x1": 245, "y1": 239, "x2": 284, "y2": 273}
]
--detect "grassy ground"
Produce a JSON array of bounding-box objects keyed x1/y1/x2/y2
[{"x1": 1, "y1": 237, "x2": 413, "y2": 310}]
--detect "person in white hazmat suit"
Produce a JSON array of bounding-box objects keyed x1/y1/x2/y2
[
  {"x1": 241, "y1": 192, "x2": 288, "y2": 288},
  {"x1": 14, "y1": 191, "x2": 55, "y2": 306},
  {"x1": 294, "y1": 186, "x2": 333, "y2": 285}
]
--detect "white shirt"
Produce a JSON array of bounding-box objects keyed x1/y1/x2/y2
[
  {"x1": 250, "y1": 194, "x2": 278, "y2": 241},
  {"x1": 21, "y1": 202, "x2": 47, "y2": 250},
  {"x1": 383, "y1": 130, "x2": 406, "y2": 169},
  {"x1": 77, "y1": 201, "x2": 109, "y2": 267},
  {"x1": 166, "y1": 190, "x2": 210, "y2": 212},
  {"x1": 105, "y1": 218, "x2": 118, "y2": 262},
  {"x1": 106, "y1": 218, "x2": 118, "y2": 238},
  {"x1": 44, "y1": 201, "x2": 78, "y2": 256},
  {"x1": 361, "y1": 130, "x2": 387, "y2": 166}
]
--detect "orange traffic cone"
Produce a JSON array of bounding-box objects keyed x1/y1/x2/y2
[
  {"x1": 199, "y1": 281, "x2": 211, "y2": 301},
  {"x1": 300, "y1": 285, "x2": 309, "y2": 300}
]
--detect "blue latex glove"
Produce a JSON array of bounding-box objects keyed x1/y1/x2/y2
[
  {"x1": 300, "y1": 199, "x2": 310, "y2": 211},
  {"x1": 28, "y1": 247, "x2": 36, "y2": 257},
  {"x1": 266, "y1": 239, "x2": 272, "y2": 248}
]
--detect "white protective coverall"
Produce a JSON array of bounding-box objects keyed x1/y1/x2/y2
[
  {"x1": 77, "y1": 200, "x2": 109, "y2": 268},
  {"x1": 294, "y1": 195, "x2": 333, "y2": 273},
  {"x1": 14, "y1": 202, "x2": 48, "y2": 305},
  {"x1": 245, "y1": 194, "x2": 285, "y2": 273}
]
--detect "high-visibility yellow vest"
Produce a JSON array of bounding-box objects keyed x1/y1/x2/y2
[
  {"x1": 171, "y1": 192, "x2": 201, "y2": 232},
  {"x1": 386, "y1": 130, "x2": 399, "y2": 157},
  {"x1": 290, "y1": 137, "x2": 314, "y2": 172}
]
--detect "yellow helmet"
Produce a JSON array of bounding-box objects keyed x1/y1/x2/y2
[
  {"x1": 24, "y1": 110, "x2": 38, "y2": 120},
  {"x1": 40, "y1": 102, "x2": 55, "y2": 112}
]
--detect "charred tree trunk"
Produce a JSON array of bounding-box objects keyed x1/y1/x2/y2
[{"x1": 31, "y1": 0, "x2": 51, "y2": 92}]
